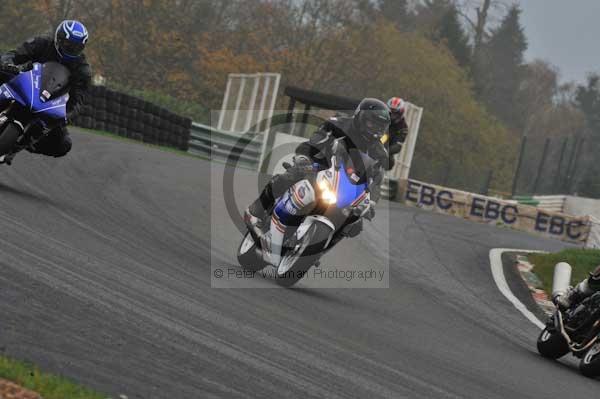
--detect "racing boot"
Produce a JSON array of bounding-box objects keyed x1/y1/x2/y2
[
  {"x1": 244, "y1": 183, "x2": 276, "y2": 240},
  {"x1": 0, "y1": 152, "x2": 16, "y2": 165}
]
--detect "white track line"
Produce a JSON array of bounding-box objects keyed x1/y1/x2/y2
[{"x1": 489, "y1": 248, "x2": 546, "y2": 329}]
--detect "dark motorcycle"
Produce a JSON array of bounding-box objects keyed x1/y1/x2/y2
[
  {"x1": 0, "y1": 61, "x2": 70, "y2": 161},
  {"x1": 537, "y1": 262, "x2": 600, "y2": 377}
]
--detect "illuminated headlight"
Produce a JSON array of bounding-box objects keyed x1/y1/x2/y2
[{"x1": 318, "y1": 181, "x2": 337, "y2": 205}]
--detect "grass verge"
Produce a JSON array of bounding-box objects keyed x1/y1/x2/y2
[
  {"x1": 0, "y1": 356, "x2": 105, "y2": 399},
  {"x1": 528, "y1": 249, "x2": 600, "y2": 294}
]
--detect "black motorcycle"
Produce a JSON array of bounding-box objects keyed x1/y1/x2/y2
[{"x1": 537, "y1": 263, "x2": 600, "y2": 377}]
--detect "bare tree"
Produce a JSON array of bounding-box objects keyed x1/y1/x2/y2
[{"x1": 455, "y1": 0, "x2": 509, "y2": 53}]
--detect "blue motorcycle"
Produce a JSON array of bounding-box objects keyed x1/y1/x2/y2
[
  {"x1": 0, "y1": 61, "x2": 70, "y2": 162},
  {"x1": 237, "y1": 138, "x2": 381, "y2": 287}
]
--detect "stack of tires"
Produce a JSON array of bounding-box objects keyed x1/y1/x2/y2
[{"x1": 72, "y1": 85, "x2": 192, "y2": 151}]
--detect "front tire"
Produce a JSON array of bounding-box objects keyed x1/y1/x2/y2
[
  {"x1": 537, "y1": 327, "x2": 569, "y2": 359},
  {"x1": 580, "y1": 343, "x2": 600, "y2": 377},
  {"x1": 275, "y1": 223, "x2": 332, "y2": 287},
  {"x1": 237, "y1": 232, "x2": 267, "y2": 272},
  {"x1": 0, "y1": 123, "x2": 21, "y2": 156}
]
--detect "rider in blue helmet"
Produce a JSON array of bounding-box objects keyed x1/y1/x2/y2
[
  {"x1": 54, "y1": 20, "x2": 89, "y2": 61},
  {"x1": 0, "y1": 20, "x2": 92, "y2": 164}
]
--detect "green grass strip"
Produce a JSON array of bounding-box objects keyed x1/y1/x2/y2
[
  {"x1": 529, "y1": 249, "x2": 600, "y2": 294},
  {"x1": 0, "y1": 356, "x2": 106, "y2": 399}
]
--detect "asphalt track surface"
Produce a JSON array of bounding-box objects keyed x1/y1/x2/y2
[{"x1": 0, "y1": 129, "x2": 598, "y2": 398}]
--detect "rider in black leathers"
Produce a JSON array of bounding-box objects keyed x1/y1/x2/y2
[
  {"x1": 0, "y1": 20, "x2": 92, "y2": 164},
  {"x1": 385, "y1": 96, "x2": 409, "y2": 171},
  {"x1": 556, "y1": 265, "x2": 600, "y2": 309},
  {"x1": 245, "y1": 98, "x2": 391, "y2": 236}
]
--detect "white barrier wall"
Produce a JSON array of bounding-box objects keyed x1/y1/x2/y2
[
  {"x1": 399, "y1": 179, "x2": 591, "y2": 245},
  {"x1": 564, "y1": 196, "x2": 600, "y2": 220},
  {"x1": 532, "y1": 195, "x2": 566, "y2": 213}
]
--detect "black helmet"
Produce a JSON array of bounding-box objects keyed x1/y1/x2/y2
[{"x1": 353, "y1": 98, "x2": 391, "y2": 142}]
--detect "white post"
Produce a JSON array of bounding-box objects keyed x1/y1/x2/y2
[
  {"x1": 265, "y1": 73, "x2": 281, "y2": 132},
  {"x1": 256, "y1": 74, "x2": 272, "y2": 133},
  {"x1": 245, "y1": 75, "x2": 260, "y2": 132},
  {"x1": 230, "y1": 77, "x2": 246, "y2": 132},
  {"x1": 218, "y1": 76, "x2": 233, "y2": 130},
  {"x1": 257, "y1": 74, "x2": 282, "y2": 171}
]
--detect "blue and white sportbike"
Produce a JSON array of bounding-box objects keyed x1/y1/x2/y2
[
  {"x1": 237, "y1": 139, "x2": 381, "y2": 287},
  {"x1": 0, "y1": 61, "x2": 70, "y2": 162}
]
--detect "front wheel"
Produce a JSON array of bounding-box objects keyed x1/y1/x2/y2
[
  {"x1": 237, "y1": 232, "x2": 267, "y2": 272},
  {"x1": 0, "y1": 122, "x2": 21, "y2": 156},
  {"x1": 537, "y1": 327, "x2": 569, "y2": 359},
  {"x1": 580, "y1": 343, "x2": 600, "y2": 377},
  {"x1": 275, "y1": 222, "x2": 332, "y2": 287}
]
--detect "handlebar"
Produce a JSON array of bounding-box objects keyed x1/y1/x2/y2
[{"x1": 0, "y1": 62, "x2": 32, "y2": 75}]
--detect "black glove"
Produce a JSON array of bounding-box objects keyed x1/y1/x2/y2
[
  {"x1": 66, "y1": 111, "x2": 75, "y2": 125},
  {"x1": 1, "y1": 61, "x2": 33, "y2": 75},
  {"x1": 291, "y1": 156, "x2": 316, "y2": 179},
  {"x1": 389, "y1": 142, "x2": 403, "y2": 156},
  {"x1": 0, "y1": 63, "x2": 19, "y2": 75},
  {"x1": 364, "y1": 203, "x2": 376, "y2": 221},
  {"x1": 19, "y1": 61, "x2": 33, "y2": 72}
]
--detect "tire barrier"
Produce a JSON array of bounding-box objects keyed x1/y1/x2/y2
[{"x1": 71, "y1": 85, "x2": 192, "y2": 151}]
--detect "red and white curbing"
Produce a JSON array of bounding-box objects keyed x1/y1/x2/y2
[
  {"x1": 489, "y1": 248, "x2": 546, "y2": 329},
  {"x1": 514, "y1": 254, "x2": 555, "y2": 316}
]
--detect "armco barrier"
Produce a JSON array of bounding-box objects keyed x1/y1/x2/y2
[
  {"x1": 188, "y1": 122, "x2": 263, "y2": 169},
  {"x1": 531, "y1": 195, "x2": 567, "y2": 213},
  {"x1": 397, "y1": 179, "x2": 591, "y2": 245},
  {"x1": 72, "y1": 86, "x2": 192, "y2": 151}
]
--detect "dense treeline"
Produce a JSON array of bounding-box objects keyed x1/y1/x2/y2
[{"x1": 0, "y1": 0, "x2": 593, "y2": 193}]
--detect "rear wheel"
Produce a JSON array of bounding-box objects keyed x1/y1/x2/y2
[
  {"x1": 237, "y1": 232, "x2": 267, "y2": 272},
  {"x1": 580, "y1": 343, "x2": 600, "y2": 377},
  {"x1": 275, "y1": 223, "x2": 332, "y2": 287},
  {"x1": 0, "y1": 123, "x2": 21, "y2": 156},
  {"x1": 537, "y1": 327, "x2": 569, "y2": 359}
]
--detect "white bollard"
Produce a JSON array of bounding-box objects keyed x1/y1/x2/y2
[{"x1": 552, "y1": 262, "x2": 572, "y2": 299}]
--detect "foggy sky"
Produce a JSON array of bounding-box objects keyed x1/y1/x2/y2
[{"x1": 518, "y1": 0, "x2": 599, "y2": 84}]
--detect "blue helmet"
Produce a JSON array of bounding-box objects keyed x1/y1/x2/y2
[{"x1": 54, "y1": 20, "x2": 88, "y2": 61}]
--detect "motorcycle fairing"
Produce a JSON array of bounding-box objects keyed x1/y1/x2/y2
[
  {"x1": 3, "y1": 63, "x2": 68, "y2": 120},
  {"x1": 336, "y1": 163, "x2": 368, "y2": 208},
  {"x1": 316, "y1": 161, "x2": 369, "y2": 209}
]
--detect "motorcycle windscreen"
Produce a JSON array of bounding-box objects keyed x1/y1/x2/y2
[
  {"x1": 31, "y1": 63, "x2": 69, "y2": 120},
  {"x1": 336, "y1": 162, "x2": 368, "y2": 208},
  {"x1": 40, "y1": 62, "x2": 70, "y2": 99}
]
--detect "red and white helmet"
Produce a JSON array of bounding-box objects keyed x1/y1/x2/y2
[{"x1": 387, "y1": 97, "x2": 406, "y2": 116}]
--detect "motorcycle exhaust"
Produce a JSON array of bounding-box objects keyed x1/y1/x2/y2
[{"x1": 552, "y1": 262, "x2": 572, "y2": 300}]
